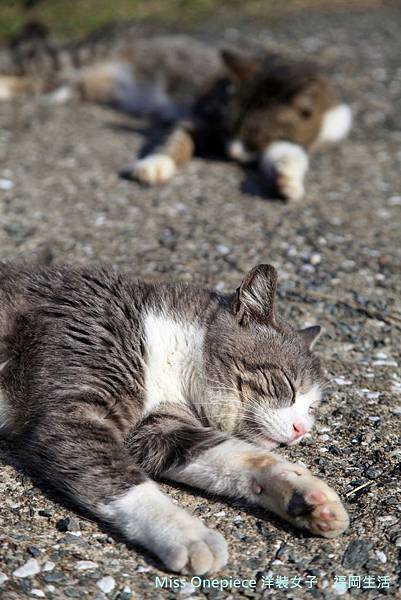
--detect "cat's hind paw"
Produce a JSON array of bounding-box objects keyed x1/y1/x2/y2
[{"x1": 132, "y1": 154, "x2": 176, "y2": 185}]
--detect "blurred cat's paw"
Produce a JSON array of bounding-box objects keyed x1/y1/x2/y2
[
  {"x1": 260, "y1": 141, "x2": 308, "y2": 201},
  {"x1": 133, "y1": 154, "x2": 176, "y2": 185},
  {"x1": 276, "y1": 172, "x2": 305, "y2": 202}
]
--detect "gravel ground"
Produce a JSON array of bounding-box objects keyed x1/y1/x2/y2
[{"x1": 0, "y1": 4, "x2": 400, "y2": 600}]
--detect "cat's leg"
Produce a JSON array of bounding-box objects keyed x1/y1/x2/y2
[
  {"x1": 259, "y1": 141, "x2": 309, "y2": 201},
  {"x1": 132, "y1": 125, "x2": 195, "y2": 185},
  {"x1": 20, "y1": 409, "x2": 227, "y2": 574},
  {"x1": 0, "y1": 75, "x2": 37, "y2": 100},
  {"x1": 127, "y1": 412, "x2": 349, "y2": 538}
]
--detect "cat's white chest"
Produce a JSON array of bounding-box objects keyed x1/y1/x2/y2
[{"x1": 143, "y1": 312, "x2": 205, "y2": 414}]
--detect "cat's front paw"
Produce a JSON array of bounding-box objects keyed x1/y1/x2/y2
[
  {"x1": 133, "y1": 154, "x2": 176, "y2": 185},
  {"x1": 276, "y1": 171, "x2": 305, "y2": 202},
  {"x1": 252, "y1": 461, "x2": 349, "y2": 538},
  {"x1": 260, "y1": 141, "x2": 309, "y2": 201},
  {"x1": 163, "y1": 522, "x2": 228, "y2": 575}
]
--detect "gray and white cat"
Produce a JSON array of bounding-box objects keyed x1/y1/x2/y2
[
  {"x1": 0, "y1": 24, "x2": 352, "y2": 200},
  {"x1": 0, "y1": 262, "x2": 349, "y2": 573}
]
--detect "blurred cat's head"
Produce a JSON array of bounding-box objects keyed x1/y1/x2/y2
[
  {"x1": 220, "y1": 48, "x2": 337, "y2": 161},
  {"x1": 205, "y1": 264, "x2": 323, "y2": 448}
]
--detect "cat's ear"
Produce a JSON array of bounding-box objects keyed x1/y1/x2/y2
[
  {"x1": 298, "y1": 325, "x2": 322, "y2": 349},
  {"x1": 221, "y1": 49, "x2": 262, "y2": 82},
  {"x1": 234, "y1": 264, "x2": 278, "y2": 325}
]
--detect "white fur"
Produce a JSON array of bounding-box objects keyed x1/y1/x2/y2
[
  {"x1": 316, "y1": 103, "x2": 352, "y2": 145},
  {"x1": 0, "y1": 79, "x2": 14, "y2": 101},
  {"x1": 0, "y1": 390, "x2": 12, "y2": 432},
  {"x1": 166, "y1": 438, "x2": 261, "y2": 497},
  {"x1": 258, "y1": 384, "x2": 322, "y2": 448},
  {"x1": 225, "y1": 139, "x2": 257, "y2": 163},
  {"x1": 133, "y1": 154, "x2": 177, "y2": 185},
  {"x1": 260, "y1": 141, "x2": 309, "y2": 201},
  {"x1": 47, "y1": 85, "x2": 74, "y2": 104},
  {"x1": 98, "y1": 481, "x2": 227, "y2": 573},
  {"x1": 143, "y1": 313, "x2": 205, "y2": 414}
]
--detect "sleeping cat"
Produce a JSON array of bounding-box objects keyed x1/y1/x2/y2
[
  {"x1": 0, "y1": 23, "x2": 352, "y2": 200},
  {"x1": 0, "y1": 262, "x2": 349, "y2": 574}
]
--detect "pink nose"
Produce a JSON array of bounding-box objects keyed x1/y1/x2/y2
[{"x1": 292, "y1": 423, "x2": 307, "y2": 439}]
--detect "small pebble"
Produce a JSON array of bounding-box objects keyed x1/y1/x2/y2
[
  {"x1": 31, "y1": 590, "x2": 45, "y2": 598},
  {"x1": 42, "y1": 561, "x2": 55, "y2": 572},
  {"x1": 13, "y1": 559, "x2": 40, "y2": 578},
  {"x1": 342, "y1": 540, "x2": 370, "y2": 568},
  {"x1": 0, "y1": 573, "x2": 8, "y2": 585},
  {"x1": 56, "y1": 516, "x2": 80, "y2": 532},
  {"x1": 309, "y1": 252, "x2": 321, "y2": 265},
  {"x1": 158, "y1": 227, "x2": 177, "y2": 250},
  {"x1": 0, "y1": 178, "x2": 14, "y2": 190},
  {"x1": 76, "y1": 561, "x2": 99, "y2": 570},
  {"x1": 28, "y1": 546, "x2": 41, "y2": 558},
  {"x1": 375, "y1": 550, "x2": 387, "y2": 563},
  {"x1": 136, "y1": 566, "x2": 151, "y2": 573},
  {"x1": 117, "y1": 587, "x2": 132, "y2": 600},
  {"x1": 334, "y1": 377, "x2": 352, "y2": 385},
  {"x1": 97, "y1": 576, "x2": 116, "y2": 594},
  {"x1": 179, "y1": 582, "x2": 196, "y2": 596}
]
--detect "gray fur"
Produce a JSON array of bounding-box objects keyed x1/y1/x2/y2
[{"x1": 0, "y1": 262, "x2": 323, "y2": 554}]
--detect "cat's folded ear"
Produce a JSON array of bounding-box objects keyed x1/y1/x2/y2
[
  {"x1": 298, "y1": 325, "x2": 322, "y2": 349},
  {"x1": 233, "y1": 264, "x2": 278, "y2": 325},
  {"x1": 221, "y1": 49, "x2": 262, "y2": 82}
]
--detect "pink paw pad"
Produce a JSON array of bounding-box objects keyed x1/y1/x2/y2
[
  {"x1": 308, "y1": 490, "x2": 327, "y2": 504},
  {"x1": 319, "y1": 507, "x2": 336, "y2": 521}
]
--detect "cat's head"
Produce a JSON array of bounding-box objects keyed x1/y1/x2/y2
[
  {"x1": 205, "y1": 264, "x2": 323, "y2": 448},
  {"x1": 220, "y1": 48, "x2": 335, "y2": 161}
]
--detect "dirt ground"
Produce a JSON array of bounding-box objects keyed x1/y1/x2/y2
[{"x1": 0, "y1": 3, "x2": 400, "y2": 600}]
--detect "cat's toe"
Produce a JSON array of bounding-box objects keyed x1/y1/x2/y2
[
  {"x1": 307, "y1": 497, "x2": 349, "y2": 538},
  {"x1": 183, "y1": 530, "x2": 228, "y2": 574},
  {"x1": 277, "y1": 173, "x2": 305, "y2": 201},
  {"x1": 287, "y1": 480, "x2": 349, "y2": 538},
  {"x1": 163, "y1": 527, "x2": 227, "y2": 575},
  {"x1": 133, "y1": 154, "x2": 176, "y2": 185}
]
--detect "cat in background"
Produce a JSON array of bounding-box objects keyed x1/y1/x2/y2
[
  {"x1": 0, "y1": 262, "x2": 349, "y2": 574},
  {"x1": 0, "y1": 22, "x2": 352, "y2": 200}
]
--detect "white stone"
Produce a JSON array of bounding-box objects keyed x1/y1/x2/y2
[
  {"x1": 13, "y1": 559, "x2": 40, "y2": 578},
  {"x1": 333, "y1": 377, "x2": 352, "y2": 385},
  {"x1": 42, "y1": 561, "x2": 55, "y2": 572},
  {"x1": 97, "y1": 576, "x2": 116, "y2": 594},
  {"x1": 179, "y1": 582, "x2": 196, "y2": 596},
  {"x1": 375, "y1": 550, "x2": 387, "y2": 563},
  {"x1": 0, "y1": 573, "x2": 8, "y2": 585},
  {"x1": 76, "y1": 560, "x2": 99, "y2": 570},
  {"x1": 0, "y1": 178, "x2": 14, "y2": 190},
  {"x1": 31, "y1": 590, "x2": 45, "y2": 598}
]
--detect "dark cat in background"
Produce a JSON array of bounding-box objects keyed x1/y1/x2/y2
[
  {"x1": 0, "y1": 262, "x2": 349, "y2": 574},
  {"x1": 0, "y1": 23, "x2": 352, "y2": 200}
]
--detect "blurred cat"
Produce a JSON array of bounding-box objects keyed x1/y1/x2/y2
[{"x1": 0, "y1": 22, "x2": 352, "y2": 200}]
